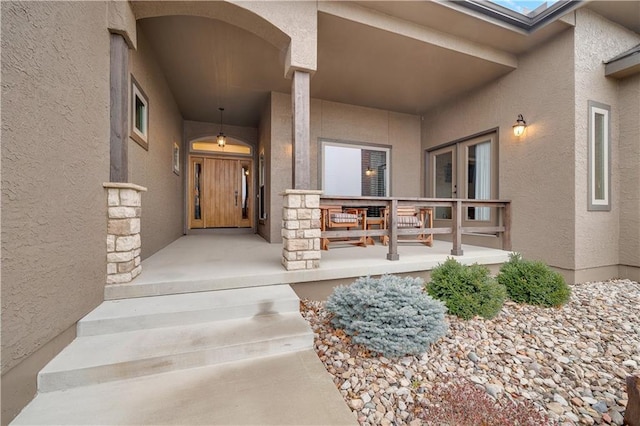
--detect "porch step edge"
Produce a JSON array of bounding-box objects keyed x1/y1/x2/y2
[
  {"x1": 39, "y1": 312, "x2": 313, "y2": 392},
  {"x1": 80, "y1": 284, "x2": 300, "y2": 336}
]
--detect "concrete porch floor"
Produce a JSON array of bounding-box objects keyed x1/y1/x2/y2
[{"x1": 105, "y1": 232, "x2": 511, "y2": 300}]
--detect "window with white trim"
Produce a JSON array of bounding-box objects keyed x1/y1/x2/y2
[
  {"x1": 130, "y1": 76, "x2": 149, "y2": 150},
  {"x1": 588, "y1": 101, "x2": 610, "y2": 211}
]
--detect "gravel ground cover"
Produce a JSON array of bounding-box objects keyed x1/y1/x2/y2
[{"x1": 301, "y1": 279, "x2": 640, "y2": 425}]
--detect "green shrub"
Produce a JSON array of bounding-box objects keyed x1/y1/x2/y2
[
  {"x1": 325, "y1": 275, "x2": 448, "y2": 358},
  {"x1": 497, "y1": 253, "x2": 571, "y2": 307},
  {"x1": 426, "y1": 258, "x2": 506, "y2": 320}
]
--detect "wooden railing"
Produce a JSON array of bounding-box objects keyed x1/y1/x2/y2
[{"x1": 319, "y1": 196, "x2": 511, "y2": 260}]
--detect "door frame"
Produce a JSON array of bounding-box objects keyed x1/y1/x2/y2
[
  {"x1": 188, "y1": 154, "x2": 254, "y2": 230},
  {"x1": 425, "y1": 128, "x2": 500, "y2": 229}
]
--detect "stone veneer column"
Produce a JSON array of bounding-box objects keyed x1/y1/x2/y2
[
  {"x1": 103, "y1": 182, "x2": 147, "y2": 284},
  {"x1": 282, "y1": 189, "x2": 323, "y2": 270}
]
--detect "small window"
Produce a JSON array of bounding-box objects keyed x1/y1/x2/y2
[
  {"x1": 130, "y1": 76, "x2": 149, "y2": 150},
  {"x1": 588, "y1": 101, "x2": 610, "y2": 211}
]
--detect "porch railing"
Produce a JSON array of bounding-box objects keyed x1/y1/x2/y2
[{"x1": 319, "y1": 196, "x2": 511, "y2": 260}]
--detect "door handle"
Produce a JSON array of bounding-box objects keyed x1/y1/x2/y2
[{"x1": 235, "y1": 191, "x2": 238, "y2": 206}]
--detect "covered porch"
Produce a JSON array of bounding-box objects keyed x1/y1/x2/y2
[{"x1": 105, "y1": 232, "x2": 511, "y2": 300}]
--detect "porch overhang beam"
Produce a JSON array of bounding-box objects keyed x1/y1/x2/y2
[{"x1": 318, "y1": 1, "x2": 518, "y2": 70}]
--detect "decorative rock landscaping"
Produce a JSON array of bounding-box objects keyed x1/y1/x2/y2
[{"x1": 301, "y1": 279, "x2": 640, "y2": 425}]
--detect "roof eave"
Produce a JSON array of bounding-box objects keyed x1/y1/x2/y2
[{"x1": 605, "y1": 53, "x2": 640, "y2": 79}]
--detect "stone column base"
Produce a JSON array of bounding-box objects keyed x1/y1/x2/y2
[
  {"x1": 281, "y1": 189, "x2": 322, "y2": 270},
  {"x1": 103, "y1": 182, "x2": 147, "y2": 284}
]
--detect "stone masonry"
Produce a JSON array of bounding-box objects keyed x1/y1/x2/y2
[
  {"x1": 103, "y1": 183, "x2": 147, "y2": 284},
  {"x1": 281, "y1": 189, "x2": 323, "y2": 270}
]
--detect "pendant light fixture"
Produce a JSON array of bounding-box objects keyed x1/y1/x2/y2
[{"x1": 216, "y1": 107, "x2": 226, "y2": 148}]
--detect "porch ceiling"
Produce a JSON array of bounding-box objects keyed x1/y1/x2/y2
[
  {"x1": 140, "y1": 11, "x2": 516, "y2": 128},
  {"x1": 312, "y1": 12, "x2": 515, "y2": 117},
  {"x1": 137, "y1": 1, "x2": 638, "y2": 129}
]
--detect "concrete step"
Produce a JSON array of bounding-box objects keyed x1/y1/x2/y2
[
  {"x1": 79, "y1": 284, "x2": 300, "y2": 336},
  {"x1": 13, "y1": 350, "x2": 357, "y2": 426},
  {"x1": 38, "y1": 312, "x2": 313, "y2": 392}
]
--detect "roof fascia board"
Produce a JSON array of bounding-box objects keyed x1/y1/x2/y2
[
  {"x1": 318, "y1": 1, "x2": 517, "y2": 69},
  {"x1": 605, "y1": 53, "x2": 640, "y2": 79}
]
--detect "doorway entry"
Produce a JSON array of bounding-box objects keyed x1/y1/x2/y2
[
  {"x1": 189, "y1": 156, "x2": 253, "y2": 229},
  {"x1": 427, "y1": 132, "x2": 499, "y2": 229}
]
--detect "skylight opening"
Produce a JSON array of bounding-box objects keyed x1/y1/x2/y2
[
  {"x1": 487, "y1": 0, "x2": 561, "y2": 18},
  {"x1": 457, "y1": 0, "x2": 580, "y2": 31}
]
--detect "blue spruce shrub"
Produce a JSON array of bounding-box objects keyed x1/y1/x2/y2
[
  {"x1": 325, "y1": 275, "x2": 448, "y2": 358},
  {"x1": 427, "y1": 258, "x2": 506, "y2": 320}
]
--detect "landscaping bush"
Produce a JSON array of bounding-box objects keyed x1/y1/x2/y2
[
  {"x1": 497, "y1": 253, "x2": 571, "y2": 307},
  {"x1": 325, "y1": 275, "x2": 448, "y2": 358},
  {"x1": 420, "y1": 380, "x2": 551, "y2": 426},
  {"x1": 426, "y1": 258, "x2": 506, "y2": 320}
]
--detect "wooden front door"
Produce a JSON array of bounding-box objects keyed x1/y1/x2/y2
[{"x1": 189, "y1": 156, "x2": 252, "y2": 229}]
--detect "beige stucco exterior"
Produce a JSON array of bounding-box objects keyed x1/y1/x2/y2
[
  {"x1": 573, "y1": 9, "x2": 640, "y2": 274},
  {"x1": 1, "y1": 1, "x2": 110, "y2": 420},
  {"x1": 130, "y1": 0, "x2": 317, "y2": 76},
  {"x1": 618, "y1": 74, "x2": 640, "y2": 279},
  {"x1": 422, "y1": 27, "x2": 577, "y2": 271},
  {"x1": 128, "y1": 24, "x2": 185, "y2": 260}
]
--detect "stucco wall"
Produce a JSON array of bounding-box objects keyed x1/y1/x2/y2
[
  {"x1": 131, "y1": 0, "x2": 317, "y2": 75},
  {"x1": 268, "y1": 92, "x2": 422, "y2": 242},
  {"x1": 573, "y1": 9, "x2": 640, "y2": 271},
  {"x1": 422, "y1": 28, "x2": 577, "y2": 270},
  {"x1": 1, "y1": 0, "x2": 110, "y2": 419},
  {"x1": 128, "y1": 24, "x2": 184, "y2": 259},
  {"x1": 618, "y1": 74, "x2": 640, "y2": 269}
]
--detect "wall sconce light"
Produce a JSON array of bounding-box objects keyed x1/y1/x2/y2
[
  {"x1": 513, "y1": 114, "x2": 527, "y2": 137},
  {"x1": 217, "y1": 107, "x2": 226, "y2": 147}
]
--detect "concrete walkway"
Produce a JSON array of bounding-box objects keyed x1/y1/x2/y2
[{"x1": 12, "y1": 350, "x2": 357, "y2": 425}]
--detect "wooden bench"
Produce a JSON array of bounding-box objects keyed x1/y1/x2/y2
[
  {"x1": 320, "y1": 205, "x2": 367, "y2": 250},
  {"x1": 382, "y1": 206, "x2": 433, "y2": 246}
]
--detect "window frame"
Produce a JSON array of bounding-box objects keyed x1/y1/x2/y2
[
  {"x1": 258, "y1": 152, "x2": 267, "y2": 221},
  {"x1": 130, "y1": 76, "x2": 149, "y2": 150},
  {"x1": 587, "y1": 101, "x2": 611, "y2": 211},
  {"x1": 319, "y1": 139, "x2": 391, "y2": 197}
]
